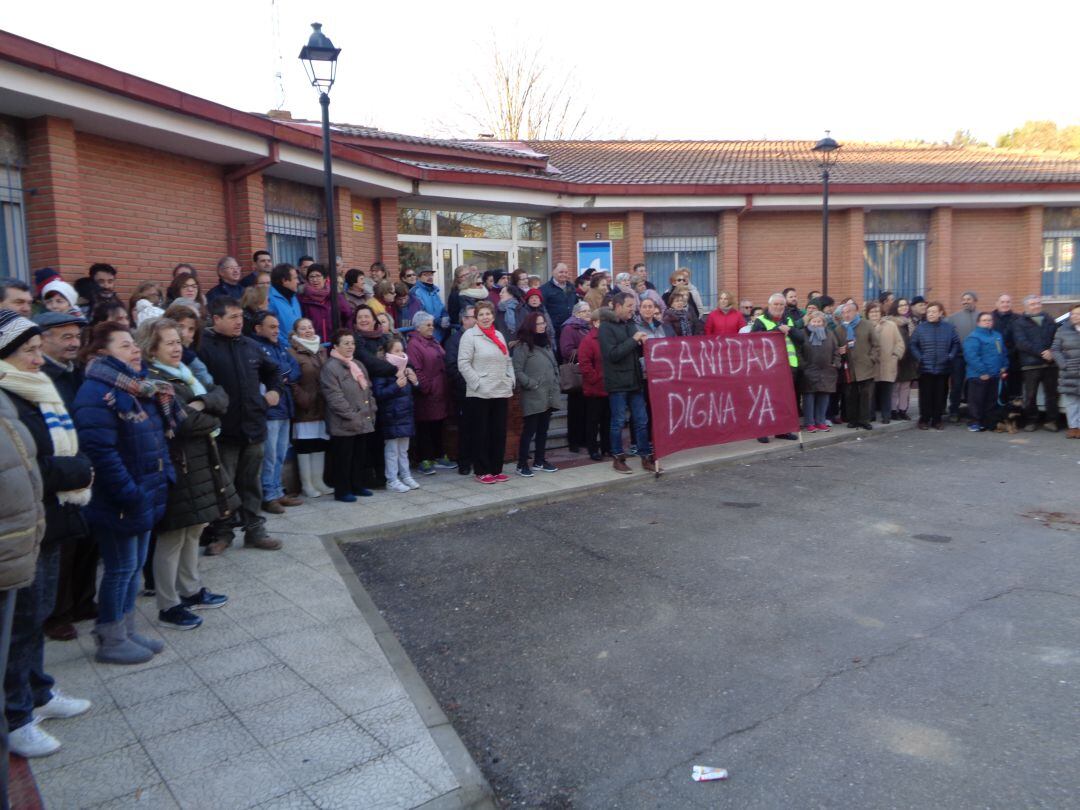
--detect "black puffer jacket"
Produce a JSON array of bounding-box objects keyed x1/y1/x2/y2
[
  {"x1": 146, "y1": 365, "x2": 239, "y2": 532},
  {"x1": 197, "y1": 329, "x2": 283, "y2": 444},
  {"x1": 5, "y1": 391, "x2": 91, "y2": 547},
  {"x1": 1010, "y1": 313, "x2": 1058, "y2": 368}
]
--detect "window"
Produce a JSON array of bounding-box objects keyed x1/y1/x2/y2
[
  {"x1": 864, "y1": 235, "x2": 925, "y2": 301},
  {"x1": 517, "y1": 246, "x2": 548, "y2": 277},
  {"x1": 265, "y1": 211, "x2": 318, "y2": 267},
  {"x1": 397, "y1": 208, "x2": 431, "y2": 236},
  {"x1": 644, "y1": 236, "x2": 717, "y2": 310},
  {"x1": 437, "y1": 211, "x2": 511, "y2": 239},
  {"x1": 1043, "y1": 233, "x2": 1080, "y2": 299},
  {"x1": 399, "y1": 242, "x2": 433, "y2": 274},
  {"x1": 0, "y1": 164, "x2": 29, "y2": 281}
]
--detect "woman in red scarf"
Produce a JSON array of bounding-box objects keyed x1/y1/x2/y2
[{"x1": 456, "y1": 301, "x2": 515, "y2": 484}]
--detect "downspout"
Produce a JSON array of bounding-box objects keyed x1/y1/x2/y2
[
  {"x1": 223, "y1": 142, "x2": 281, "y2": 259},
  {"x1": 737, "y1": 194, "x2": 754, "y2": 217}
]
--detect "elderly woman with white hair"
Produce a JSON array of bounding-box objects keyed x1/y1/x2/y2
[{"x1": 558, "y1": 300, "x2": 592, "y2": 452}]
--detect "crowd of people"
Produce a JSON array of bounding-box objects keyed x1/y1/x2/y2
[{"x1": 0, "y1": 252, "x2": 1077, "y2": 765}]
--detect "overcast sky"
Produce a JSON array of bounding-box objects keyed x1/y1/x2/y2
[{"x1": 5, "y1": 0, "x2": 1077, "y2": 144}]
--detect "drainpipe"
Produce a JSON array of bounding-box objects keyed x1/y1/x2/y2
[
  {"x1": 737, "y1": 194, "x2": 754, "y2": 217},
  {"x1": 223, "y1": 142, "x2": 281, "y2": 259}
]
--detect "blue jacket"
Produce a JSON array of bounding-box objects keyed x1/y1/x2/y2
[
  {"x1": 372, "y1": 374, "x2": 416, "y2": 440},
  {"x1": 963, "y1": 328, "x2": 1007, "y2": 379},
  {"x1": 254, "y1": 336, "x2": 300, "y2": 419},
  {"x1": 72, "y1": 357, "x2": 175, "y2": 535},
  {"x1": 910, "y1": 320, "x2": 960, "y2": 375},
  {"x1": 267, "y1": 286, "x2": 303, "y2": 349},
  {"x1": 406, "y1": 282, "x2": 448, "y2": 342},
  {"x1": 540, "y1": 278, "x2": 578, "y2": 334}
]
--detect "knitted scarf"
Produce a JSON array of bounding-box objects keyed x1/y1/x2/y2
[
  {"x1": 331, "y1": 349, "x2": 368, "y2": 389},
  {"x1": 663, "y1": 307, "x2": 693, "y2": 336},
  {"x1": 84, "y1": 355, "x2": 182, "y2": 438},
  {"x1": 843, "y1": 314, "x2": 862, "y2": 342},
  {"x1": 385, "y1": 351, "x2": 409, "y2": 386},
  {"x1": 479, "y1": 323, "x2": 508, "y2": 355},
  {"x1": 0, "y1": 360, "x2": 91, "y2": 505},
  {"x1": 291, "y1": 334, "x2": 324, "y2": 355},
  {"x1": 807, "y1": 324, "x2": 828, "y2": 346}
]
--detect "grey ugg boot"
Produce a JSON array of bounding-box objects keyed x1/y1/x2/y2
[
  {"x1": 125, "y1": 612, "x2": 164, "y2": 655},
  {"x1": 93, "y1": 621, "x2": 153, "y2": 665}
]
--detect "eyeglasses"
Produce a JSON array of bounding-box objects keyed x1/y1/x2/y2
[{"x1": 404, "y1": 273, "x2": 416, "y2": 279}]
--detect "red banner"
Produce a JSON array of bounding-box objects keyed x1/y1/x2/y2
[{"x1": 644, "y1": 333, "x2": 801, "y2": 459}]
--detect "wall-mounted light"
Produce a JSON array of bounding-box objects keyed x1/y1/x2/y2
[{"x1": 580, "y1": 222, "x2": 587, "y2": 230}]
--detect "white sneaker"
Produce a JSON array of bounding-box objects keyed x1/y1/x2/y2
[
  {"x1": 386, "y1": 480, "x2": 411, "y2": 493},
  {"x1": 400, "y1": 476, "x2": 420, "y2": 490},
  {"x1": 34, "y1": 689, "x2": 91, "y2": 720},
  {"x1": 9, "y1": 718, "x2": 61, "y2": 757}
]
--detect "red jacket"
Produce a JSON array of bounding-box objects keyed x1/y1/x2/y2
[
  {"x1": 406, "y1": 333, "x2": 451, "y2": 421},
  {"x1": 704, "y1": 307, "x2": 745, "y2": 337},
  {"x1": 578, "y1": 329, "x2": 607, "y2": 398}
]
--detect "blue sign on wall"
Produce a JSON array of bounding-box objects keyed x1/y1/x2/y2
[{"x1": 577, "y1": 241, "x2": 613, "y2": 275}]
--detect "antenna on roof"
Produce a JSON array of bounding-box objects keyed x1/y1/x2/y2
[{"x1": 271, "y1": 0, "x2": 286, "y2": 110}]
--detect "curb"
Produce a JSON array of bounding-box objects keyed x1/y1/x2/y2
[{"x1": 328, "y1": 419, "x2": 917, "y2": 544}]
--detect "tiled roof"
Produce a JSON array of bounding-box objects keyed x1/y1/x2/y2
[{"x1": 520, "y1": 140, "x2": 1080, "y2": 186}]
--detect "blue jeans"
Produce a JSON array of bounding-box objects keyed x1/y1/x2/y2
[
  {"x1": 609, "y1": 390, "x2": 651, "y2": 456},
  {"x1": 804, "y1": 392, "x2": 830, "y2": 426},
  {"x1": 3, "y1": 542, "x2": 59, "y2": 732},
  {"x1": 261, "y1": 419, "x2": 291, "y2": 502},
  {"x1": 96, "y1": 529, "x2": 151, "y2": 625}
]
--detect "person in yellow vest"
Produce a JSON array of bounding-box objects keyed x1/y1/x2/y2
[{"x1": 751, "y1": 293, "x2": 803, "y2": 442}]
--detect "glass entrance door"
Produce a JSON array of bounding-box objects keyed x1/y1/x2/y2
[{"x1": 437, "y1": 239, "x2": 511, "y2": 295}]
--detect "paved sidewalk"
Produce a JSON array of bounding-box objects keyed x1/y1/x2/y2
[{"x1": 32, "y1": 421, "x2": 912, "y2": 808}]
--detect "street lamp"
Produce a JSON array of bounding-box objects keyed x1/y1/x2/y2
[
  {"x1": 812, "y1": 132, "x2": 840, "y2": 297},
  {"x1": 299, "y1": 22, "x2": 343, "y2": 330}
]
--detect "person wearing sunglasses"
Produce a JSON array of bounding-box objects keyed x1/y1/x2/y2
[{"x1": 661, "y1": 270, "x2": 703, "y2": 322}]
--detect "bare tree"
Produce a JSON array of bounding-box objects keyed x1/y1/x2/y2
[{"x1": 464, "y1": 41, "x2": 591, "y2": 141}]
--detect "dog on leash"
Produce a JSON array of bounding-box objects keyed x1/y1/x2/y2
[{"x1": 995, "y1": 397, "x2": 1023, "y2": 434}]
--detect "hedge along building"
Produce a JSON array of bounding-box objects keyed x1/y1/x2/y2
[{"x1": 3, "y1": 31, "x2": 1080, "y2": 313}]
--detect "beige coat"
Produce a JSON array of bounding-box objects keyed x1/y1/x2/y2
[
  {"x1": 458, "y1": 326, "x2": 515, "y2": 399},
  {"x1": 0, "y1": 390, "x2": 43, "y2": 590},
  {"x1": 873, "y1": 317, "x2": 907, "y2": 383},
  {"x1": 319, "y1": 356, "x2": 377, "y2": 437}
]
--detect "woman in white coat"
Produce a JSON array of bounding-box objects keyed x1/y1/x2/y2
[{"x1": 457, "y1": 301, "x2": 515, "y2": 484}]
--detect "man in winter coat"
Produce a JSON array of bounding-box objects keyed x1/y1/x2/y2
[
  {"x1": 33, "y1": 312, "x2": 95, "y2": 642},
  {"x1": 197, "y1": 297, "x2": 285, "y2": 554},
  {"x1": 946, "y1": 291, "x2": 979, "y2": 421},
  {"x1": 992, "y1": 294, "x2": 1021, "y2": 399},
  {"x1": 751, "y1": 293, "x2": 804, "y2": 439},
  {"x1": 1011, "y1": 295, "x2": 1060, "y2": 431},
  {"x1": 540, "y1": 262, "x2": 579, "y2": 345},
  {"x1": 406, "y1": 267, "x2": 449, "y2": 342},
  {"x1": 205, "y1": 256, "x2": 245, "y2": 305},
  {"x1": 253, "y1": 312, "x2": 303, "y2": 513},
  {"x1": 267, "y1": 264, "x2": 302, "y2": 349},
  {"x1": 599, "y1": 292, "x2": 653, "y2": 473}
]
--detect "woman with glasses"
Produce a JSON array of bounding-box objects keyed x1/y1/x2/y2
[
  {"x1": 401, "y1": 269, "x2": 418, "y2": 290},
  {"x1": 166, "y1": 272, "x2": 205, "y2": 312},
  {"x1": 662, "y1": 269, "x2": 703, "y2": 322}
]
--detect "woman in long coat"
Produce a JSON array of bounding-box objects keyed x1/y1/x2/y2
[
  {"x1": 868, "y1": 302, "x2": 906, "y2": 424},
  {"x1": 512, "y1": 311, "x2": 562, "y2": 476},
  {"x1": 319, "y1": 330, "x2": 377, "y2": 502},
  {"x1": 406, "y1": 312, "x2": 453, "y2": 473}
]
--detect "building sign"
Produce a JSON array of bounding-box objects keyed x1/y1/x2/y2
[
  {"x1": 644, "y1": 334, "x2": 800, "y2": 460},
  {"x1": 577, "y1": 240, "x2": 613, "y2": 274},
  {"x1": 352, "y1": 211, "x2": 365, "y2": 232},
  {"x1": 608, "y1": 221, "x2": 624, "y2": 240}
]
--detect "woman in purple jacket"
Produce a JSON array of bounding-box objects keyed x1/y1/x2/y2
[{"x1": 406, "y1": 312, "x2": 454, "y2": 474}]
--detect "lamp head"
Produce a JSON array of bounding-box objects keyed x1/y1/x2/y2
[
  {"x1": 812, "y1": 131, "x2": 840, "y2": 169},
  {"x1": 299, "y1": 23, "x2": 341, "y2": 94}
]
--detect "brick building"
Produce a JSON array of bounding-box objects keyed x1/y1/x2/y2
[{"x1": 3, "y1": 30, "x2": 1080, "y2": 312}]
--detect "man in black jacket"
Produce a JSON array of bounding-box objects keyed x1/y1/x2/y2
[
  {"x1": 198, "y1": 297, "x2": 285, "y2": 554},
  {"x1": 992, "y1": 294, "x2": 1021, "y2": 399},
  {"x1": 33, "y1": 312, "x2": 96, "y2": 641},
  {"x1": 1011, "y1": 294, "x2": 1060, "y2": 431},
  {"x1": 540, "y1": 262, "x2": 578, "y2": 344},
  {"x1": 599, "y1": 292, "x2": 653, "y2": 474}
]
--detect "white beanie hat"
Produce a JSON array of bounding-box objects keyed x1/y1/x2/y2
[{"x1": 41, "y1": 278, "x2": 79, "y2": 309}]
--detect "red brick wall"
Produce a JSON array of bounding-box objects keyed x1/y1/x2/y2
[
  {"x1": 738, "y1": 210, "x2": 857, "y2": 307},
  {"x1": 626, "y1": 211, "x2": 645, "y2": 270},
  {"x1": 342, "y1": 195, "x2": 377, "y2": 273},
  {"x1": 550, "y1": 212, "x2": 574, "y2": 270},
  {"x1": 571, "y1": 213, "x2": 628, "y2": 274},
  {"x1": 75, "y1": 132, "x2": 227, "y2": 298},
  {"x1": 24, "y1": 117, "x2": 86, "y2": 277},
  {"x1": 375, "y1": 198, "x2": 399, "y2": 278},
  {"x1": 950, "y1": 208, "x2": 1039, "y2": 306},
  {"x1": 231, "y1": 173, "x2": 265, "y2": 271}
]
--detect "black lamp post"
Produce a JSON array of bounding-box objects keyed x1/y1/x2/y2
[
  {"x1": 299, "y1": 22, "x2": 343, "y2": 330},
  {"x1": 812, "y1": 132, "x2": 840, "y2": 297}
]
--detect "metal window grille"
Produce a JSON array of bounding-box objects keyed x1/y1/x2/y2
[
  {"x1": 863, "y1": 234, "x2": 926, "y2": 301},
  {"x1": 265, "y1": 210, "x2": 319, "y2": 266},
  {"x1": 644, "y1": 236, "x2": 718, "y2": 309},
  {"x1": 0, "y1": 163, "x2": 29, "y2": 281}
]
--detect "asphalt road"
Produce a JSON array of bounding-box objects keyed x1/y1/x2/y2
[{"x1": 345, "y1": 430, "x2": 1080, "y2": 808}]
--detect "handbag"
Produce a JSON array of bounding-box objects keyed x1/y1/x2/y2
[{"x1": 559, "y1": 350, "x2": 582, "y2": 393}]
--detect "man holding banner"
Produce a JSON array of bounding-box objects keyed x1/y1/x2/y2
[
  {"x1": 751, "y1": 293, "x2": 803, "y2": 442},
  {"x1": 599, "y1": 292, "x2": 654, "y2": 474}
]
